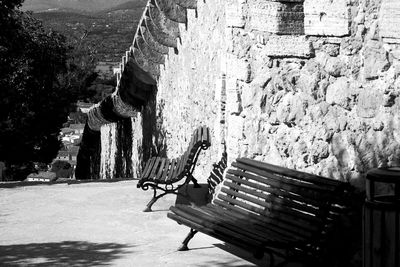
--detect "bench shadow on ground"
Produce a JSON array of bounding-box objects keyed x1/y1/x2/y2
[
  {"x1": 209, "y1": 243, "x2": 270, "y2": 267},
  {"x1": 0, "y1": 241, "x2": 134, "y2": 266}
]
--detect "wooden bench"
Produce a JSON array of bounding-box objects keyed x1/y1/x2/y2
[
  {"x1": 137, "y1": 126, "x2": 211, "y2": 212},
  {"x1": 168, "y1": 157, "x2": 353, "y2": 266}
]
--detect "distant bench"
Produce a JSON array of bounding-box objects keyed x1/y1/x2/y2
[
  {"x1": 137, "y1": 126, "x2": 211, "y2": 212},
  {"x1": 168, "y1": 157, "x2": 353, "y2": 266}
]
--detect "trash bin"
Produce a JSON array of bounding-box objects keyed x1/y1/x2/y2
[{"x1": 363, "y1": 167, "x2": 400, "y2": 267}]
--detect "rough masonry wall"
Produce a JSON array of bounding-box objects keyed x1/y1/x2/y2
[
  {"x1": 154, "y1": 0, "x2": 226, "y2": 181},
  {"x1": 224, "y1": 0, "x2": 400, "y2": 189}
]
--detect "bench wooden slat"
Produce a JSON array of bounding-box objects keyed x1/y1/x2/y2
[
  {"x1": 217, "y1": 190, "x2": 318, "y2": 239},
  {"x1": 211, "y1": 199, "x2": 295, "y2": 242},
  {"x1": 225, "y1": 172, "x2": 327, "y2": 209},
  {"x1": 200, "y1": 204, "x2": 297, "y2": 243},
  {"x1": 149, "y1": 157, "x2": 162, "y2": 179},
  {"x1": 173, "y1": 204, "x2": 289, "y2": 246},
  {"x1": 228, "y1": 167, "x2": 337, "y2": 199},
  {"x1": 223, "y1": 177, "x2": 326, "y2": 214},
  {"x1": 142, "y1": 157, "x2": 157, "y2": 180},
  {"x1": 222, "y1": 179, "x2": 324, "y2": 219},
  {"x1": 165, "y1": 159, "x2": 178, "y2": 183},
  {"x1": 212, "y1": 198, "x2": 312, "y2": 241},
  {"x1": 160, "y1": 159, "x2": 170, "y2": 183},
  {"x1": 237, "y1": 158, "x2": 343, "y2": 187},
  {"x1": 193, "y1": 127, "x2": 199, "y2": 145},
  {"x1": 212, "y1": 199, "x2": 320, "y2": 236},
  {"x1": 216, "y1": 193, "x2": 321, "y2": 235},
  {"x1": 174, "y1": 158, "x2": 185, "y2": 182},
  {"x1": 156, "y1": 158, "x2": 167, "y2": 179},
  {"x1": 217, "y1": 193, "x2": 322, "y2": 239},
  {"x1": 231, "y1": 162, "x2": 336, "y2": 193},
  {"x1": 178, "y1": 151, "x2": 188, "y2": 176},
  {"x1": 196, "y1": 126, "x2": 202, "y2": 143},
  {"x1": 187, "y1": 135, "x2": 195, "y2": 153},
  {"x1": 170, "y1": 205, "x2": 268, "y2": 247},
  {"x1": 202, "y1": 125, "x2": 210, "y2": 145}
]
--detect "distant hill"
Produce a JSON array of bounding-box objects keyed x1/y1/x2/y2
[
  {"x1": 31, "y1": 1, "x2": 146, "y2": 63},
  {"x1": 22, "y1": 0, "x2": 145, "y2": 13},
  {"x1": 96, "y1": 0, "x2": 147, "y2": 15},
  {"x1": 34, "y1": 11, "x2": 98, "y2": 21}
]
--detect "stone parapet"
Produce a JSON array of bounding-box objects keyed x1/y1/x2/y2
[
  {"x1": 379, "y1": 0, "x2": 400, "y2": 43},
  {"x1": 262, "y1": 35, "x2": 314, "y2": 58},
  {"x1": 249, "y1": 0, "x2": 304, "y2": 34},
  {"x1": 304, "y1": 0, "x2": 349, "y2": 37}
]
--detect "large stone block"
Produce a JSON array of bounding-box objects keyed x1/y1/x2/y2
[
  {"x1": 276, "y1": 93, "x2": 307, "y2": 125},
  {"x1": 304, "y1": 0, "x2": 349, "y2": 37},
  {"x1": 226, "y1": 55, "x2": 251, "y2": 81},
  {"x1": 364, "y1": 40, "x2": 390, "y2": 80},
  {"x1": 226, "y1": 78, "x2": 242, "y2": 115},
  {"x1": 249, "y1": 0, "x2": 304, "y2": 34},
  {"x1": 325, "y1": 77, "x2": 354, "y2": 110},
  {"x1": 263, "y1": 35, "x2": 314, "y2": 58},
  {"x1": 379, "y1": 0, "x2": 400, "y2": 43},
  {"x1": 226, "y1": 0, "x2": 246, "y2": 28},
  {"x1": 357, "y1": 87, "x2": 383, "y2": 118}
]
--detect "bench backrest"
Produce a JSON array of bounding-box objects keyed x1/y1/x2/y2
[
  {"x1": 213, "y1": 157, "x2": 352, "y2": 251},
  {"x1": 141, "y1": 125, "x2": 211, "y2": 184},
  {"x1": 207, "y1": 152, "x2": 227, "y2": 198}
]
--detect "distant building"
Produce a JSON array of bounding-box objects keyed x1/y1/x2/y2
[
  {"x1": 69, "y1": 124, "x2": 85, "y2": 134},
  {"x1": 26, "y1": 171, "x2": 57, "y2": 182},
  {"x1": 76, "y1": 101, "x2": 93, "y2": 114},
  {"x1": 96, "y1": 61, "x2": 120, "y2": 79},
  {"x1": 60, "y1": 127, "x2": 74, "y2": 135},
  {"x1": 113, "y1": 67, "x2": 121, "y2": 75},
  {"x1": 56, "y1": 150, "x2": 70, "y2": 161},
  {"x1": 68, "y1": 146, "x2": 80, "y2": 164}
]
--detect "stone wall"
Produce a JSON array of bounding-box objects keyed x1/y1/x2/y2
[
  {"x1": 98, "y1": 0, "x2": 400, "y2": 190},
  {"x1": 230, "y1": 0, "x2": 400, "y2": 189},
  {"x1": 152, "y1": 0, "x2": 226, "y2": 181},
  {"x1": 148, "y1": 0, "x2": 400, "y2": 189}
]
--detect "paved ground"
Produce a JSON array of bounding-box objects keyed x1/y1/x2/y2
[{"x1": 0, "y1": 180, "x2": 271, "y2": 267}]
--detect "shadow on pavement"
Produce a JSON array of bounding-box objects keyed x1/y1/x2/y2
[
  {"x1": 212, "y1": 243, "x2": 270, "y2": 267},
  {"x1": 0, "y1": 241, "x2": 134, "y2": 266}
]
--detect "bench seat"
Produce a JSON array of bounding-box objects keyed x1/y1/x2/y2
[
  {"x1": 137, "y1": 125, "x2": 211, "y2": 211},
  {"x1": 168, "y1": 157, "x2": 353, "y2": 266}
]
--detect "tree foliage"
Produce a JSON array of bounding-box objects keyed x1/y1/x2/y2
[{"x1": 0, "y1": 1, "x2": 96, "y2": 179}]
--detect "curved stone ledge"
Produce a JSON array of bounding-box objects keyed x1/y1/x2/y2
[
  {"x1": 132, "y1": 44, "x2": 160, "y2": 79},
  {"x1": 149, "y1": 3, "x2": 180, "y2": 39},
  {"x1": 139, "y1": 26, "x2": 170, "y2": 55},
  {"x1": 87, "y1": 103, "x2": 111, "y2": 131},
  {"x1": 100, "y1": 95, "x2": 123, "y2": 122},
  {"x1": 111, "y1": 92, "x2": 138, "y2": 118},
  {"x1": 84, "y1": 0, "x2": 188, "y2": 133},
  {"x1": 144, "y1": 12, "x2": 178, "y2": 48},
  {"x1": 173, "y1": 0, "x2": 197, "y2": 9},
  {"x1": 135, "y1": 34, "x2": 165, "y2": 64},
  {"x1": 154, "y1": 0, "x2": 187, "y2": 23}
]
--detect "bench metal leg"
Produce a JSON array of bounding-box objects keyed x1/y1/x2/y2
[
  {"x1": 177, "y1": 229, "x2": 198, "y2": 251},
  {"x1": 188, "y1": 174, "x2": 201, "y2": 188},
  {"x1": 141, "y1": 181, "x2": 198, "y2": 212},
  {"x1": 143, "y1": 188, "x2": 168, "y2": 212}
]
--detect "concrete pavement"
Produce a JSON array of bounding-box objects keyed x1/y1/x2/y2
[{"x1": 0, "y1": 180, "x2": 268, "y2": 266}]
